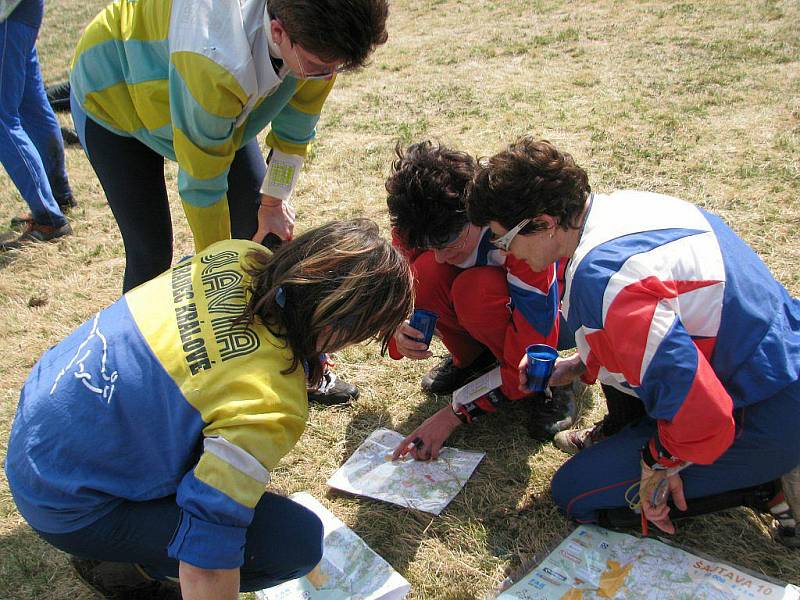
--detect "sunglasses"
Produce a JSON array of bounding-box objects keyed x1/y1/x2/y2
[{"x1": 489, "y1": 218, "x2": 533, "y2": 251}]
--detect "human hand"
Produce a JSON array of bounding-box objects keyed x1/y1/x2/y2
[
  {"x1": 639, "y1": 462, "x2": 687, "y2": 534},
  {"x1": 392, "y1": 320, "x2": 433, "y2": 360},
  {"x1": 252, "y1": 195, "x2": 296, "y2": 243},
  {"x1": 548, "y1": 355, "x2": 586, "y2": 388},
  {"x1": 391, "y1": 406, "x2": 461, "y2": 461},
  {"x1": 518, "y1": 353, "x2": 585, "y2": 393}
]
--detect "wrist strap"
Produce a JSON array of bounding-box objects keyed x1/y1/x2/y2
[
  {"x1": 451, "y1": 391, "x2": 502, "y2": 425},
  {"x1": 641, "y1": 437, "x2": 684, "y2": 470},
  {"x1": 260, "y1": 149, "x2": 303, "y2": 201}
]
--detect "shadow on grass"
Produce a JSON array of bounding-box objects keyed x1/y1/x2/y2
[
  {"x1": 328, "y1": 389, "x2": 568, "y2": 596},
  {"x1": 326, "y1": 403, "x2": 429, "y2": 576},
  {"x1": 0, "y1": 522, "x2": 89, "y2": 600}
]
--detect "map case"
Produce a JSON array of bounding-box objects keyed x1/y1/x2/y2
[{"x1": 497, "y1": 525, "x2": 800, "y2": 600}]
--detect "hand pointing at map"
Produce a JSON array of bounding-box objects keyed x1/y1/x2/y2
[{"x1": 392, "y1": 406, "x2": 462, "y2": 461}]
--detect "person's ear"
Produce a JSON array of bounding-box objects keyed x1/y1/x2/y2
[
  {"x1": 269, "y1": 19, "x2": 286, "y2": 45},
  {"x1": 533, "y1": 214, "x2": 558, "y2": 232}
]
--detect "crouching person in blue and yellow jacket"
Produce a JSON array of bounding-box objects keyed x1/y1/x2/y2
[{"x1": 5, "y1": 219, "x2": 413, "y2": 599}]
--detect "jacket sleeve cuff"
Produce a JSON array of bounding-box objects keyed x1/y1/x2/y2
[{"x1": 167, "y1": 511, "x2": 247, "y2": 569}]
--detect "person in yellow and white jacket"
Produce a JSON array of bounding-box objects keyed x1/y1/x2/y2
[
  {"x1": 69, "y1": 0, "x2": 389, "y2": 292},
  {"x1": 6, "y1": 219, "x2": 413, "y2": 600}
]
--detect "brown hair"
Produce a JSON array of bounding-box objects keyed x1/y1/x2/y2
[
  {"x1": 467, "y1": 137, "x2": 590, "y2": 232},
  {"x1": 269, "y1": 0, "x2": 389, "y2": 70},
  {"x1": 243, "y1": 219, "x2": 413, "y2": 385},
  {"x1": 385, "y1": 140, "x2": 476, "y2": 250}
]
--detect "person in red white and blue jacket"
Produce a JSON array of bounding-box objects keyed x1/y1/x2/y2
[{"x1": 468, "y1": 136, "x2": 800, "y2": 539}]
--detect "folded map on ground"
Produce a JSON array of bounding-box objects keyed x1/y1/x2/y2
[
  {"x1": 256, "y1": 492, "x2": 410, "y2": 600},
  {"x1": 327, "y1": 428, "x2": 484, "y2": 514},
  {"x1": 496, "y1": 524, "x2": 800, "y2": 600}
]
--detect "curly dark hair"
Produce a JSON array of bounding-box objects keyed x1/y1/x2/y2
[
  {"x1": 467, "y1": 137, "x2": 590, "y2": 233},
  {"x1": 385, "y1": 141, "x2": 476, "y2": 250},
  {"x1": 269, "y1": 0, "x2": 389, "y2": 70},
  {"x1": 243, "y1": 219, "x2": 413, "y2": 386}
]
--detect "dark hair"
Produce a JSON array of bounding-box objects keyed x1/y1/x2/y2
[
  {"x1": 243, "y1": 219, "x2": 413, "y2": 385},
  {"x1": 467, "y1": 137, "x2": 590, "y2": 232},
  {"x1": 385, "y1": 141, "x2": 476, "y2": 250},
  {"x1": 269, "y1": 0, "x2": 389, "y2": 70}
]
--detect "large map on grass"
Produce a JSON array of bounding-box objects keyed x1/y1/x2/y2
[
  {"x1": 327, "y1": 428, "x2": 484, "y2": 514},
  {"x1": 497, "y1": 525, "x2": 800, "y2": 600},
  {"x1": 257, "y1": 492, "x2": 410, "y2": 600}
]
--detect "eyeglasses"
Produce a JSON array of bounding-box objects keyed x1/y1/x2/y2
[
  {"x1": 429, "y1": 224, "x2": 471, "y2": 251},
  {"x1": 490, "y1": 218, "x2": 532, "y2": 251},
  {"x1": 291, "y1": 44, "x2": 336, "y2": 79},
  {"x1": 291, "y1": 43, "x2": 359, "y2": 80},
  {"x1": 274, "y1": 18, "x2": 355, "y2": 80}
]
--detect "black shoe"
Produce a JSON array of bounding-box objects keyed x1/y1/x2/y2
[
  {"x1": 527, "y1": 381, "x2": 583, "y2": 441},
  {"x1": 420, "y1": 350, "x2": 497, "y2": 395},
  {"x1": 61, "y1": 126, "x2": 81, "y2": 146},
  {"x1": 307, "y1": 368, "x2": 359, "y2": 406},
  {"x1": 46, "y1": 81, "x2": 72, "y2": 113},
  {"x1": 70, "y1": 557, "x2": 182, "y2": 599}
]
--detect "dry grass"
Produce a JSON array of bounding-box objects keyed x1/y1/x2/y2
[{"x1": 1, "y1": 0, "x2": 799, "y2": 598}]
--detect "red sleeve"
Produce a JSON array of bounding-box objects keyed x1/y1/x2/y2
[{"x1": 583, "y1": 278, "x2": 734, "y2": 464}]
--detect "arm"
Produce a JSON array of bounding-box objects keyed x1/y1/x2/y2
[
  {"x1": 501, "y1": 257, "x2": 560, "y2": 398},
  {"x1": 168, "y1": 367, "x2": 307, "y2": 570},
  {"x1": 505, "y1": 256, "x2": 560, "y2": 342},
  {"x1": 179, "y1": 563, "x2": 239, "y2": 600},
  {"x1": 584, "y1": 278, "x2": 734, "y2": 465},
  {"x1": 386, "y1": 228, "x2": 426, "y2": 360},
  {"x1": 255, "y1": 78, "x2": 336, "y2": 241},
  {"x1": 169, "y1": 51, "x2": 247, "y2": 251}
]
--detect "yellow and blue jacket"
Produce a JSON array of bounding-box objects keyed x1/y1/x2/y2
[
  {"x1": 5, "y1": 240, "x2": 308, "y2": 569},
  {"x1": 70, "y1": 0, "x2": 334, "y2": 250}
]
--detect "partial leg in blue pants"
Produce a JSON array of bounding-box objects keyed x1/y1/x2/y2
[
  {"x1": 35, "y1": 491, "x2": 324, "y2": 593},
  {"x1": 0, "y1": 19, "x2": 68, "y2": 230},
  {"x1": 19, "y1": 45, "x2": 73, "y2": 206},
  {"x1": 551, "y1": 382, "x2": 800, "y2": 525}
]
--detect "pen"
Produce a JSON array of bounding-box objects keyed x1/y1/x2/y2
[{"x1": 398, "y1": 437, "x2": 423, "y2": 458}]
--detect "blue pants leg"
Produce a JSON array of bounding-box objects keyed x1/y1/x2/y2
[
  {"x1": 0, "y1": 19, "x2": 66, "y2": 227},
  {"x1": 551, "y1": 381, "x2": 800, "y2": 522},
  {"x1": 35, "y1": 491, "x2": 324, "y2": 592},
  {"x1": 19, "y1": 44, "x2": 72, "y2": 204}
]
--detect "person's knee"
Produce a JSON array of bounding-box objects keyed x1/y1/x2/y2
[
  {"x1": 241, "y1": 505, "x2": 323, "y2": 591},
  {"x1": 411, "y1": 251, "x2": 458, "y2": 308},
  {"x1": 451, "y1": 267, "x2": 507, "y2": 325},
  {"x1": 289, "y1": 511, "x2": 324, "y2": 577},
  {"x1": 550, "y1": 461, "x2": 577, "y2": 515}
]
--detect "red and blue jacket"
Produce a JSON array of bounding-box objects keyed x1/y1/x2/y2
[{"x1": 563, "y1": 191, "x2": 800, "y2": 465}]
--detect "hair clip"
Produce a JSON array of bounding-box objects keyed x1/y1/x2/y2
[{"x1": 275, "y1": 286, "x2": 286, "y2": 308}]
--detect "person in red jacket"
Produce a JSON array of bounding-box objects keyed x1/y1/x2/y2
[{"x1": 385, "y1": 141, "x2": 583, "y2": 459}]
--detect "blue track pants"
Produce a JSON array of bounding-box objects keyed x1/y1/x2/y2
[
  {"x1": 0, "y1": 17, "x2": 70, "y2": 226},
  {"x1": 551, "y1": 381, "x2": 800, "y2": 522}
]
